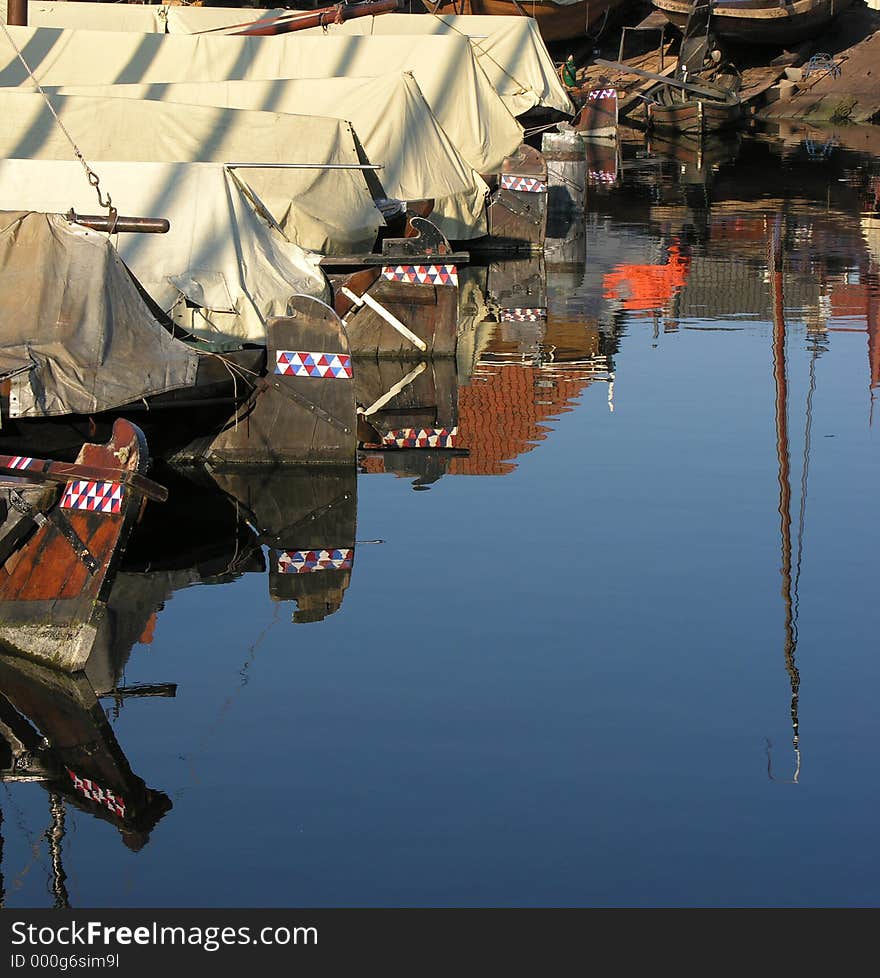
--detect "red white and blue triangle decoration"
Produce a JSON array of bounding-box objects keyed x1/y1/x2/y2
[
  {"x1": 278, "y1": 548, "x2": 354, "y2": 574},
  {"x1": 61, "y1": 480, "x2": 124, "y2": 514},
  {"x1": 275, "y1": 351, "x2": 353, "y2": 379},
  {"x1": 381, "y1": 426, "x2": 458, "y2": 449},
  {"x1": 67, "y1": 768, "x2": 126, "y2": 818},
  {"x1": 501, "y1": 174, "x2": 547, "y2": 193},
  {"x1": 381, "y1": 264, "x2": 458, "y2": 287},
  {"x1": 500, "y1": 307, "x2": 547, "y2": 322}
]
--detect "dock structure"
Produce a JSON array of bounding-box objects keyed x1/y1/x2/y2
[
  {"x1": 757, "y1": 3, "x2": 880, "y2": 123},
  {"x1": 564, "y1": 0, "x2": 880, "y2": 127}
]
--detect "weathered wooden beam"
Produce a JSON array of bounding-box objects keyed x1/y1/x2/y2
[
  {"x1": 594, "y1": 58, "x2": 731, "y2": 100},
  {"x1": 0, "y1": 454, "x2": 169, "y2": 503},
  {"x1": 320, "y1": 253, "x2": 470, "y2": 268}
]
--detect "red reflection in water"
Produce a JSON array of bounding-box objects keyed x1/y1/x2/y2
[{"x1": 602, "y1": 240, "x2": 691, "y2": 315}]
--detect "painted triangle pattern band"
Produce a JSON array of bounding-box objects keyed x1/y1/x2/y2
[
  {"x1": 61, "y1": 480, "x2": 124, "y2": 514},
  {"x1": 500, "y1": 174, "x2": 547, "y2": 193},
  {"x1": 500, "y1": 308, "x2": 547, "y2": 322},
  {"x1": 275, "y1": 351, "x2": 353, "y2": 379},
  {"x1": 277, "y1": 549, "x2": 354, "y2": 574},
  {"x1": 381, "y1": 427, "x2": 458, "y2": 449},
  {"x1": 381, "y1": 265, "x2": 458, "y2": 287},
  {"x1": 67, "y1": 768, "x2": 126, "y2": 818}
]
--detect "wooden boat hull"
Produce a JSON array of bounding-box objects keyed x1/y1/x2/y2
[
  {"x1": 647, "y1": 93, "x2": 746, "y2": 135},
  {"x1": 427, "y1": 0, "x2": 633, "y2": 42},
  {"x1": 0, "y1": 346, "x2": 265, "y2": 462},
  {"x1": 651, "y1": 0, "x2": 855, "y2": 45},
  {"x1": 1, "y1": 302, "x2": 360, "y2": 468},
  {"x1": 0, "y1": 420, "x2": 159, "y2": 673},
  {"x1": 484, "y1": 144, "x2": 549, "y2": 254},
  {"x1": 333, "y1": 271, "x2": 460, "y2": 359}
]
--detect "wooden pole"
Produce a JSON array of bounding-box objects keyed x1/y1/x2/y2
[
  {"x1": 7, "y1": 0, "x2": 27, "y2": 26},
  {"x1": 214, "y1": 0, "x2": 400, "y2": 37}
]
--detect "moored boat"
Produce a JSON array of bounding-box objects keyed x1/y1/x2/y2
[
  {"x1": 593, "y1": 56, "x2": 746, "y2": 136},
  {"x1": 0, "y1": 209, "x2": 358, "y2": 466},
  {"x1": 422, "y1": 0, "x2": 635, "y2": 44},
  {"x1": 651, "y1": 0, "x2": 856, "y2": 46},
  {"x1": 0, "y1": 418, "x2": 166, "y2": 674},
  {"x1": 645, "y1": 84, "x2": 746, "y2": 134}
]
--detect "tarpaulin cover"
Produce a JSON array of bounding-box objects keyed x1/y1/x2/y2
[
  {"x1": 47, "y1": 73, "x2": 489, "y2": 240},
  {"x1": 297, "y1": 14, "x2": 574, "y2": 117},
  {"x1": 0, "y1": 160, "x2": 331, "y2": 345},
  {"x1": 0, "y1": 210, "x2": 199, "y2": 418},
  {"x1": 22, "y1": 4, "x2": 573, "y2": 116},
  {"x1": 0, "y1": 26, "x2": 523, "y2": 174},
  {"x1": 0, "y1": 88, "x2": 381, "y2": 255}
]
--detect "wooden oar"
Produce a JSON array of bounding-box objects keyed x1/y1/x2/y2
[{"x1": 0, "y1": 454, "x2": 168, "y2": 503}]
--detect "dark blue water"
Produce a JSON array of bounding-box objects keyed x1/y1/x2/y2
[{"x1": 2, "y1": 128, "x2": 879, "y2": 908}]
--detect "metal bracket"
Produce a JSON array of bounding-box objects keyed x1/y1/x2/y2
[
  {"x1": 266, "y1": 378, "x2": 352, "y2": 435},
  {"x1": 10, "y1": 489, "x2": 99, "y2": 573},
  {"x1": 492, "y1": 191, "x2": 544, "y2": 227},
  {"x1": 48, "y1": 509, "x2": 100, "y2": 574}
]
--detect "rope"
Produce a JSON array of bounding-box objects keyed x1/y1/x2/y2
[
  {"x1": 522, "y1": 120, "x2": 565, "y2": 137},
  {"x1": 0, "y1": 21, "x2": 116, "y2": 224}
]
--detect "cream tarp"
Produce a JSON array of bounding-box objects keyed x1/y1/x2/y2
[
  {"x1": 48, "y1": 73, "x2": 489, "y2": 240},
  {"x1": 22, "y1": 4, "x2": 572, "y2": 116},
  {"x1": 0, "y1": 89, "x2": 381, "y2": 255},
  {"x1": 0, "y1": 160, "x2": 330, "y2": 345},
  {"x1": 296, "y1": 14, "x2": 574, "y2": 117},
  {"x1": 0, "y1": 26, "x2": 523, "y2": 174},
  {"x1": 0, "y1": 210, "x2": 199, "y2": 418},
  {"x1": 25, "y1": 0, "x2": 163, "y2": 31}
]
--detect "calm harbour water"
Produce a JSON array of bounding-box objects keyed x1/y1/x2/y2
[{"x1": 2, "y1": 126, "x2": 879, "y2": 908}]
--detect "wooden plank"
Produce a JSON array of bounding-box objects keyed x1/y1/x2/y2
[
  {"x1": 320, "y1": 253, "x2": 470, "y2": 268},
  {"x1": 594, "y1": 58, "x2": 733, "y2": 100},
  {"x1": 0, "y1": 455, "x2": 168, "y2": 502}
]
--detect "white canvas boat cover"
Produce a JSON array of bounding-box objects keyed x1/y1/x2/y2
[
  {"x1": 47, "y1": 73, "x2": 489, "y2": 240},
  {"x1": 0, "y1": 210, "x2": 199, "y2": 418},
  {"x1": 25, "y1": 0, "x2": 164, "y2": 31},
  {"x1": 296, "y1": 14, "x2": 574, "y2": 117},
  {"x1": 0, "y1": 26, "x2": 523, "y2": 175},
  {"x1": 0, "y1": 160, "x2": 331, "y2": 345},
  {"x1": 0, "y1": 88, "x2": 381, "y2": 255},
  {"x1": 22, "y1": 4, "x2": 573, "y2": 116}
]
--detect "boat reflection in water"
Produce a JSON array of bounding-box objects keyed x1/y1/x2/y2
[
  {"x1": 585, "y1": 128, "x2": 880, "y2": 780},
  {"x1": 357, "y1": 255, "x2": 618, "y2": 486},
  {"x1": 0, "y1": 653, "x2": 174, "y2": 906},
  {"x1": 3, "y1": 130, "x2": 880, "y2": 903},
  {"x1": 0, "y1": 461, "x2": 362, "y2": 904},
  {"x1": 125, "y1": 463, "x2": 358, "y2": 626},
  {"x1": 0, "y1": 652, "x2": 173, "y2": 844}
]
